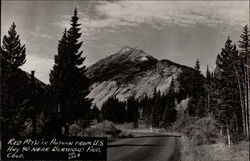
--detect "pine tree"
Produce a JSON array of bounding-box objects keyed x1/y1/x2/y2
[
  {"x1": 206, "y1": 65, "x2": 211, "y2": 82},
  {"x1": 187, "y1": 59, "x2": 205, "y2": 116},
  {"x1": 49, "y1": 8, "x2": 91, "y2": 136},
  {"x1": 1, "y1": 22, "x2": 27, "y2": 137},
  {"x1": 1, "y1": 22, "x2": 26, "y2": 115},
  {"x1": 215, "y1": 37, "x2": 243, "y2": 135},
  {"x1": 238, "y1": 25, "x2": 250, "y2": 136},
  {"x1": 195, "y1": 58, "x2": 201, "y2": 72},
  {"x1": 101, "y1": 97, "x2": 126, "y2": 123},
  {"x1": 126, "y1": 96, "x2": 139, "y2": 128},
  {"x1": 151, "y1": 89, "x2": 162, "y2": 128},
  {"x1": 92, "y1": 105, "x2": 100, "y2": 122},
  {"x1": 141, "y1": 95, "x2": 152, "y2": 127},
  {"x1": 162, "y1": 78, "x2": 177, "y2": 127},
  {"x1": 1, "y1": 22, "x2": 26, "y2": 69},
  {"x1": 205, "y1": 66, "x2": 212, "y2": 115},
  {"x1": 193, "y1": 59, "x2": 204, "y2": 97}
]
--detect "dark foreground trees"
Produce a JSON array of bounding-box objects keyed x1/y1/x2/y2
[
  {"x1": 238, "y1": 25, "x2": 250, "y2": 137},
  {"x1": 1, "y1": 22, "x2": 27, "y2": 137},
  {"x1": 49, "y1": 8, "x2": 91, "y2": 136},
  {"x1": 207, "y1": 31, "x2": 250, "y2": 140},
  {"x1": 214, "y1": 37, "x2": 243, "y2": 135}
]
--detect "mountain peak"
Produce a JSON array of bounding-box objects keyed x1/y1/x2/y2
[
  {"x1": 120, "y1": 46, "x2": 134, "y2": 51},
  {"x1": 115, "y1": 46, "x2": 157, "y2": 62},
  {"x1": 86, "y1": 46, "x2": 158, "y2": 82}
]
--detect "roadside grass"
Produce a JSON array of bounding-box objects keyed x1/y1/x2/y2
[
  {"x1": 180, "y1": 135, "x2": 230, "y2": 161},
  {"x1": 180, "y1": 136, "x2": 249, "y2": 161},
  {"x1": 229, "y1": 140, "x2": 249, "y2": 161},
  {"x1": 172, "y1": 115, "x2": 249, "y2": 161}
]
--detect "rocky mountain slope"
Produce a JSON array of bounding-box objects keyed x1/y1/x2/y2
[{"x1": 86, "y1": 46, "x2": 196, "y2": 109}]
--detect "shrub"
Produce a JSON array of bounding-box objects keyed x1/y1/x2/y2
[
  {"x1": 69, "y1": 121, "x2": 133, "y2": 141},
  {"x1": 69, "y1": 124, "x2": 84, "y2": 136},
  {"x1": 171, "y1": 115, "x2": 222, "y2": 145}
]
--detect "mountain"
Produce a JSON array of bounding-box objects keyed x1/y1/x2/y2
[{"x1": 86, "y1": 46, "x2": 197, "y2": 109}]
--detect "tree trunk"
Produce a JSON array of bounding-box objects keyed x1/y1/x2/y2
[
  {"x1": 233, "y1": 64, "x2": 246, "y2": 135},
  {"x1": 65, "y1": 123, "x2": 69, "y2": 136},
  {"x1": 31, "y1": 71, "x2": 37, "y2": 137},
  {"x1": 246, "y1": 51, "x2": 250, "y2": 137},
  {"x1": 208, "y1": 93, "x2": 210, "y2": 113},
  {"x1": 227, "y1": 122, "x2": 231, "y2": 147},
  {"x1": 243, "y1": 61, "x2": 249, "y2": 137}
]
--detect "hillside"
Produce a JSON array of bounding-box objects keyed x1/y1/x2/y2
[{"x1": 86, "y1": 46, "x2": 198, "y2": 109}]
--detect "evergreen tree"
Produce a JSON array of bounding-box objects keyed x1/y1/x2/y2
[
  {"x1": 151, "y1": 89, "x2": 162, "y2": 128},
  {"x1": 1, "y1": 22, "x2": 27, "y2": 137},
  {"x1": 49, "y1": 8, "x2": 91, "y2": 136},
  {"x1": 195, "y1": 58, "x2": 201, "y2": 72},
  {"x1": 187, "y1": 59, "x2": 205, "y2": 116},
  {"x1": 206, "y1": 65, "x2": 211, "y2": 82},
  {"x1": 205, "y1": 66, "x2": 212, "y2": 115},
  {"x1": 1, "y1": 22, "x2": 27, "y2": 114},
  {"x1": 168, "y1": 78, "x2": 175, "y2": 108},
  {"x1": 141, "y1": 95, "x2": 152, "y2": 127},
  {"x1": 193, "y1": 59, "x2": 204, "y2": 97},
  {"x1": 101, "y1": 97, "x2": 126, "y2": 123},
  {"x1": 92, "y1": 105, "x2": 100, "y2": 122},
  {"x1": 238, "y1": 25, "x2": 250, "y2": 136},
  {"x1": 1, "y1": 22, "x2": 26, "y2": 69},
  {"x1": 162, "y1": 78, "x2": 177, "y2": 127},
  {"x1": 177, "y1": 68, "x2": 200, "y2": 102},
  {"x1": 126, "y1": 96, "x2": 139, "y2": 128},
  {"x1": 215, "y1": 37, "x2": 243, "y2": 135},
  {"x1": 206, "y1": 71, "x2": 219, "y2": 118}
]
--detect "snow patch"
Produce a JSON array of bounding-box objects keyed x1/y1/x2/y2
[{"x1": 140, "y1": 56, "x2": 148, "y2": 61}]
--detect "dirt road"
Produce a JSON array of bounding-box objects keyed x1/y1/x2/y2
[{"x1": 107, "y1": 133, "x2": 181, "y2": 161}]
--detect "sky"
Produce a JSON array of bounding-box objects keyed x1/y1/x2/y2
[{"x1": 1, "y1": 1, "x2": 249, "y2": 83}]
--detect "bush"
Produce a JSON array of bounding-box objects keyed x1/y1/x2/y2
[
  {"x1": 69, "y1": 121, "x2": 133, "y2": 141},
  {"x1": 69, "y1": 124, "x2": 85, "y2": 136},
  {"x1": 171, "y1": 115, "x2": 222, "y2": 145},
  {"x1": 185, "y1": 117, "x2": 222, "y2": 145},
  {"x1": 84, "y1": 121, "x2": 121, "y2": 139}
]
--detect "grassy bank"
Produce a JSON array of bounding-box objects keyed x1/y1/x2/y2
[
  {"x1": 170, "y1": 115, "x2": 249, "y2": 161},
  {"x1": 180, "y1": 135, "x2": 249, "y2": 161}
]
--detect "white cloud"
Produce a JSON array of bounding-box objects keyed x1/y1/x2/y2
[
  {"x1": 29, "y1": 32, "x2": 53, "y2": 39},
  {"x1": 89, "y1": 1, "x2": 248, "y2": 28},
  {"x1": 56, "y1": 1, "x2": 248, "y2": 41}
]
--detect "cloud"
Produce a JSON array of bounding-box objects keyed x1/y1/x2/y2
[
  {"x1": 55, "y1": 1, "x2": 248, "y2": 42},
  {"x1": 89, "y1": 1, "x2": 248, "y2": 27},
  {"x1": 29, "y1": 32, "x2": 53, "y2": 39}
]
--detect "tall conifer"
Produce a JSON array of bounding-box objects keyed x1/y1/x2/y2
[
  {"x1": 215, "y1": 37, "x2": 243, "y2": 134},
  {"x1": 49, "y1": 8, "x2": 91, "y2": 136}
]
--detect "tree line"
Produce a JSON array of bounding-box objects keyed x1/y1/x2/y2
[
  {"x1": 180, "y1": 26, "x2": 250, "y2": 140},
  {"x1": 208, "y1": 31, "x2": 250, "y2": 139},
  {"x1": 93, "y1": 77, "x2": 177, "y2": 128}
]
